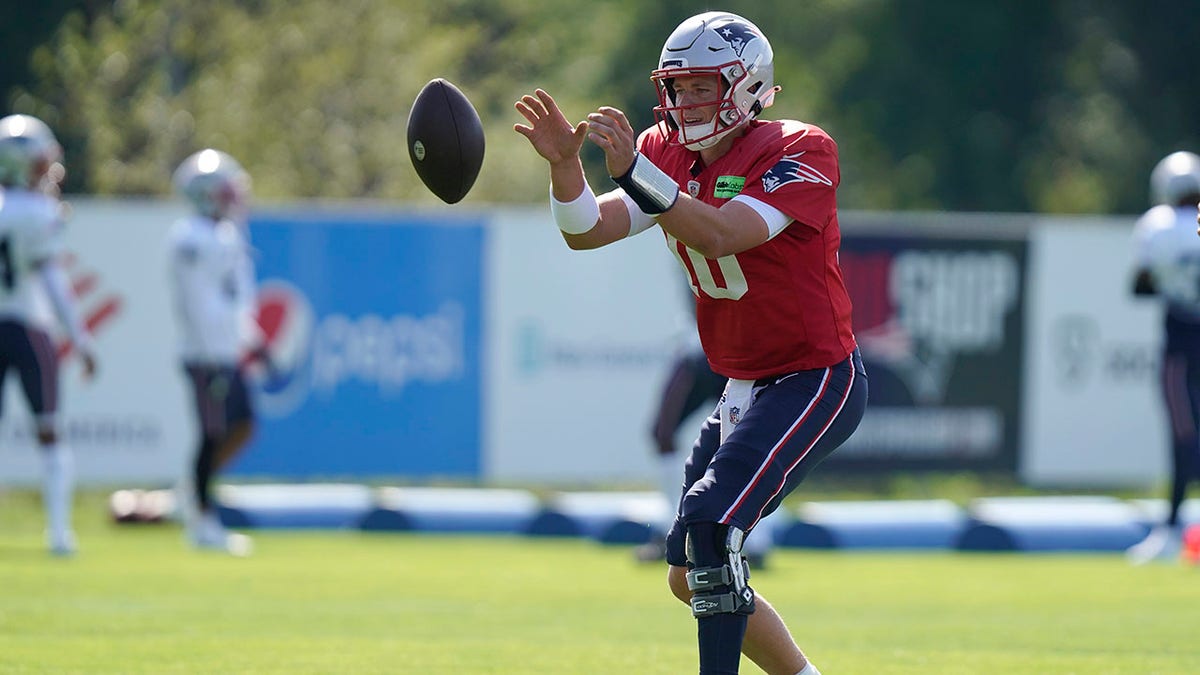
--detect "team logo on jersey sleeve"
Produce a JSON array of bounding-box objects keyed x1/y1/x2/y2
[{"x1": 761, "y1": 152, "x2": 833, "y2": 193}]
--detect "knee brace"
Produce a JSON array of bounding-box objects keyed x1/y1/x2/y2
[{"x1": 684, "y1": 521, "x2": 755, "y2": 618}]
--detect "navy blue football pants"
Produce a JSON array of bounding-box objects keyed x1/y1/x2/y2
[
  {"x1": 0, "y1": 320, "x2": 59, "y2": 427},
  {"x1": 665, "y1": 348, "x2": 868, "y2": 566}
]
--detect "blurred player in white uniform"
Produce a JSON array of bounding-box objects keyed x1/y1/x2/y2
[
  {"x1": 168, "y1": 149, "x2": 268, "y2": 557},
  {"x1": 1127, "y1": 150, "x2": 1200, "y2": 565},
  {"x1": 0, "y1": 114, "x2": 97, "y2": 555}
]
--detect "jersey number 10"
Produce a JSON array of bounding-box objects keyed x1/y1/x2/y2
[{"x1": 667, "y1": 235, "x2": 748, "y2": 300}]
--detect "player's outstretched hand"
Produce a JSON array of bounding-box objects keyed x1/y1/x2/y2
[
  {"x1": 514, "y1": 89, "x2": 588, "y2": 165},
  {"x1": 586, "y1": 106, "x2": 637, "y2": 178}
]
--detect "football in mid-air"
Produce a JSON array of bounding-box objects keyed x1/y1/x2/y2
[{"x1": 407, "y1": 78, "x2": 485, "y2": 204}]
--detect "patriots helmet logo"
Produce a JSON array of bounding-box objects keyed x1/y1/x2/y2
[
  {"x1": 715, "y1": 22, "x2": 759, "y2": 57},
  {"x1": 761, "y1": 151, "x2": 834, "y2": 193}
]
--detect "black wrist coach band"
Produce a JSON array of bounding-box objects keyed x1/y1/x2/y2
[{"x1": 611, "y1": 153, "x2": 680, "y2": 215}]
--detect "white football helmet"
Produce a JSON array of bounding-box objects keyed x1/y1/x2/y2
[
  {"x1": 652, "y1": 12, "x2": 779, "y2": 150},
  {"x1": 0, "y1": 114, "x2": 64, "y2": 191},
  {"x1": 1150, "y1": 151, "x2": 1200, "y2": 206},
  {"x1": 173, "y1": 149, "x2": 251, "y2": 219}
]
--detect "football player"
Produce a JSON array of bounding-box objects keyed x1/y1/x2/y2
[
  {"x1": 0, "y1": 114, "x2": 97, "y2": 556},
  {"x1": 168, "y1": 149, "x2": 267, "y2": 557},
  {"x1": 1127, "y1": 150, "x2": 1200, "y2": 565},
  {"x1": 515, "y1": 11, "x2": 867, "y2": 675}
]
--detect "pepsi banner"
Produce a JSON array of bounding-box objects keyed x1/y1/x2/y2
[
  {"x1": 832, "y1": 225, "x2": 1027, "y2": 472},
  {"x1": 233, "y1": 211, "x2": 485, "y2": 479}
]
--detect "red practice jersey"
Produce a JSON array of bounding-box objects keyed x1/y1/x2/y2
[{"x1": 638, "y1": 119, "x2": 856, "y2": 379}]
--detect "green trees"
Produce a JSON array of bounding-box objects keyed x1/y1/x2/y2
[{"x1": 5, "y1": 0, "x2": 1198, "y2": 214}]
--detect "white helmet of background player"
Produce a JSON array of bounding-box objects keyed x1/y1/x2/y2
[
  {"x1": 1150, "y1": 151, "x2": 1200, "y2": 206},
  {"x1": 0, "y1": 114, "x2": 65, "y2": 191},
  {"x1": 173, "y1": 148, "x2": 251, "y2": 220},
  {"x1": 652, "y1": 11, "x2": 780, "y2": 151}
]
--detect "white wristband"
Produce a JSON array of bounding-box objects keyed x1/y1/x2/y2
[{"x1": 550, "y1": 183, "x2": 600, "y2": 235}]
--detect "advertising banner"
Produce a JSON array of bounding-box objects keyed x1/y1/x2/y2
[
  {"x1": 832, "y1": 219, "x2": 1028, "y2": 471},
  {"x1": 1020, "y1": 219, "x2": 1165, "y2": 486},
  {"x1": 484, "y1": 209, "x2": 682, "y2": 483},
  {"x1": 3, "y1": 201, "x2": 1162, "y2": 489},
  {"x1": 232, "y1": 210, "x2": 485, "y2": 479}
]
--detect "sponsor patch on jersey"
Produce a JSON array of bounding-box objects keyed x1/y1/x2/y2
[
  {"x1": 761, "y1": 152, "x2": 833, "y2": 193},
  {"x1": 714, "y1": 175, "x2": 745, "y2": 199}
]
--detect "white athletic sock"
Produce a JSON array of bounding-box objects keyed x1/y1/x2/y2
[
  {"x1": 796, "y1": 662, "x2": 821, "y2": 675},
  {"x1": 41, "y1": 444, "x2": 75, "y2": 549}
]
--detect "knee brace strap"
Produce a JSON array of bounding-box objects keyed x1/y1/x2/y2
[
  {"x1": 686, "y1": 563, "x2": 737, "y2": 591},
  {"x1": 685, "y1": 523, "x2": 756, "y2": 618},
  {"x1": 687, "y1": 569, "x2": 753, "y2": 616}
]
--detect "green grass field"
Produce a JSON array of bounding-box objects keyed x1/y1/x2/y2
[{"x1": 2, "y1": 489, "x2": 1199, "y2": 674}]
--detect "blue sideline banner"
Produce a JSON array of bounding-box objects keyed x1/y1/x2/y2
[{"x1": 230, "y1": 211, "x2": 485, "y2": 479}]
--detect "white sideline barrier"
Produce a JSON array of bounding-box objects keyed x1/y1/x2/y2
[
  {"x1": 360, "y1": 486, "x2": 541, "y2": 533},
  {"x1": 217, "y1": 483, "x2": 374, "y2": 529},
  {"x1": 781, "y1": 499, "x2": 966, "y2": 549},
  {"x1": 955, "y1": 496, "x2": 1148, "y2": 552},
  {"x1": 526, "y1": 491, "x2": 673, "y2": 543}
]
